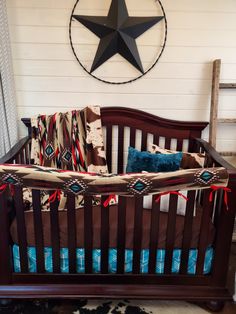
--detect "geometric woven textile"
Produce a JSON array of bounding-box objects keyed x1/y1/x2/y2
[
  {"x1": 0, "y1": 165, "x2": 229, "y2": 197},
  {"x1": 28, "y1": 106, "x2": 108, "y2": 210},
  {"x1": 31, "y1": 106, "x2": 108, "y2": 174},
  {"x1": 194, "y1": 169, "x2": 220, "y2": 186}
]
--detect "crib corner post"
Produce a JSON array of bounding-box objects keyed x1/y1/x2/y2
[
  {"x1": 211, "y1": 171, "x2": 236, "y2": 287},
  {"x1": 0, "y1": 192, "x2": 13, "y2": 285}
]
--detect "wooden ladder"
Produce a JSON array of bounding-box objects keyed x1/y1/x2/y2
[
  {"x1": 209, "y1": 59, "x2": 236, "y2": 156},
  {"x1": 210, "y1": 59, "x2": 236, "y2": 242}
]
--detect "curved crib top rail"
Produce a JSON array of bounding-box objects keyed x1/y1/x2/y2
[{"x1": 21, "y1": 107, "x2": 208, "y2": 139}]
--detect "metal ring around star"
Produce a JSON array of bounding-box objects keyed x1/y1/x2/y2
[{"x1": 69, "y1": 0, "x2": 167, "y2": 85}]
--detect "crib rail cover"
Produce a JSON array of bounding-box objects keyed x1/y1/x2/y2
[{"x1": 0, "y1": 164, "x2": 228, "y2": 196}]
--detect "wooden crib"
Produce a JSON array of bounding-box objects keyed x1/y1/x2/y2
[{"x1": 0, "y1": 107, "x2": 235, "y2": 312}]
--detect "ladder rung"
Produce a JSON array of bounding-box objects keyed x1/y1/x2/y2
[
  {"x1": 219, "y1": 83, "x2": 236, "y2": 89},
  {"x1": 217, "y1": 118, "x2": 236, "y2": 123},
  {"x1": 220, "y1": 151, "x2": 236, "y2": 157}
]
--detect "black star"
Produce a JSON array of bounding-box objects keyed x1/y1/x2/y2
[{"x1": 73, "y1": 0, "x2": 164, "y2": 73}]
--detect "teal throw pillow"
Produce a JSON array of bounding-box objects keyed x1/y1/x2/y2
[{"x1": 126, "y1": 147, "x2": 183, "y2": 173}]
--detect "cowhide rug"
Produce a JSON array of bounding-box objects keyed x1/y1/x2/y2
[{"x1": 0, "y1": 299, "x2": 211, "y2": 314}]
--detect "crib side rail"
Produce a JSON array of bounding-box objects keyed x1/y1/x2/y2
[
  {"x1": 1, "y1": 186, "x2": 218, "y2": 282},
  {"x1": 0, "y1": 136, "x2": 31, "y2": 165},
  {"x1": 195, "y1": 138, "x2": 236, "y2": 170},
  {"x1": 0, "y1": 182, "x2": 234, "y2": 306}
]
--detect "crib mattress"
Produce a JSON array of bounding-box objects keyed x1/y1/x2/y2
[{"x1": 13, "y1": 245, "x2": 213, "y2": 275}]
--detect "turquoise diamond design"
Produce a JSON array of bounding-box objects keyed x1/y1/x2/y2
[
  {"x1": 134, "y1": 180, "x2": 146, "y2": 192},
  {"x1": 45, "y1": 144, "x2": 54, "y2": 158},
  {"x1": 2, "y1": 174, "x2": 21, "y2": 186},
  {"x1": 5, "y1": 176, "x2": 17, "y2": 184},
  {"x1": 65, "y1": 179, "x2": 87, "y2": 195},
  {"x1": 200, "y1": 171, "x2": 213, "y2": 183},
  {"x1": 62, "y1": 150, "x2": 72, "y2": 163},
  {"x1": 69, "y1": 183, "x2": 82, "y2": 193},
  {"x1": 128, "y1": 177, "x2": 152, "y2": 195}
]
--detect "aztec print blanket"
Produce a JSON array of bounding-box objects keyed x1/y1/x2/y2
[
  {"x1": 31, "y1": 106, "x2": 107, "y2": 173},
  {"x1": 0, "y1": 165, "x2": 228, "y2": 197},
  {"x1": 26, "y1": 106, "x2": 108, "y2": 210}
]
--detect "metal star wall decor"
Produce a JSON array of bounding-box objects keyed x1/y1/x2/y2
[{"x1": 69, "y1": 0, "x2": 167, "y2": 84}]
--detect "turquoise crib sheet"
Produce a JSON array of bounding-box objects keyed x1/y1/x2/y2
[{"x1": 13, "y1": 245, "x2": 213, "y2": 274}]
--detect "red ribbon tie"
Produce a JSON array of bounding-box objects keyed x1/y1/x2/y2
[
  {"x1": 155, "y1": 191, "x2": 189, "y2": 203},
  {"x1": 0, "y1": 184, "x2": 8, "y2": 194},
  {"x1": 48, "y1": 189, "x2": 62, "y2": 203},
  {"x1": 209, "y1": 185, "x2": 231, "y2": 210},
  {"x1": 103, "y1": 194, "x2": 117, "y2": 207}
]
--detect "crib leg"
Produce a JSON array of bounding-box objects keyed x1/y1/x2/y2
[{"x1": 205, "y1": 300, "x2": 225, "y2": 312}]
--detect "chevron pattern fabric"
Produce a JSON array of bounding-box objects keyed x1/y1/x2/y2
[
  {"x1": 12, "y1": 245, "x2": 213, "y2": 275},
  {"x1": 0, "y1": 0, "x2": 18, "y2": 158}
]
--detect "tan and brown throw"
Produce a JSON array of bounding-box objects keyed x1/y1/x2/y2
[
  {"x1": 31, "y1": 106, "x2": 107, "y2": 173},
  {"x1": 26, "y1": 106, "x2": 108, "y2": 210}
]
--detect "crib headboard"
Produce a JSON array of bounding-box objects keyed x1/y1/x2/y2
[
  {"x1": 21, "y1": 107, "x2": 208, "y2": 173},
  {"x1": 100, "y1": 107, "x2": 208, "y2": 173}
]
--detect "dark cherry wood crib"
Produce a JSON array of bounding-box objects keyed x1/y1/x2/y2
[{"x1": 0, "y1": 107, "x2": 235, "y2": 311}]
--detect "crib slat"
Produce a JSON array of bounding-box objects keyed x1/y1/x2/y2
[
  {"x1": 84, "y1": 196, "x2": 93, "y2": 274},
  {"x1": 101, "y1": 196, "x2": 109, "y2": 274},
  {"x1": 213, "y1": 190, "x2": 223, "y2": 227},
  {"x1": 49, "y1": 193, "x2": 60, "y2": 273},
  {"x1": 130, "y1": 127, "x2": 136, "y2": 148},
  {"x1": 106, "y1": 125, "x2": 112, "y2": 173},
  {"x1": 180, "y1": 190, "x2": 196, "y2": 274},
  {"x1": 164, "y1": 194, "x2": 178, "y2": 274},
  {"x1": 0, "y1": 191, "x2": 11, "y2": 283},
  {"x1": 132, "y1": 197, "x2": 143, "y2": 274},
  {"x1": 117, "y1": 196, "x2": 126, "y2": 274},
  {"x1": 25, "y1": 144, "x2": 30, "y2": 164},
  {"x1": 32, "y1": 190, "x2": 45, "y2": 273},
  {"x1": 196, "y1": 190, "x2": 212, "y2": 275},
  {"x1": 67, "y1": 194, "x2": 76, "y2": 273},
  {"x1": 141, "y1": 131, "x2": 147, "y2": 151},
  {"x1": 165, "y1": 138, "x2": 171, "y2": 150},
  {"x1": 118, "y1": 126, "x2": 124, "y2": 174},
  {"x1": 153, "y1": 135, "x2": 159, "y2": 146},
  {"x1": 176, "y1": 140, "x2": 183, "y2": 151},
  {"x1": 16, "y1": 154, "x2": 21, "y2": 164},
  {"x1": 148, "y1": 195, "x2": 160, "y2": 274},
  {"x1": 20, "y1": 150, "x2": 25, "y2": 164},
  {"x1": 14, "y1": 186, "x2": 28, "y2": 273}
]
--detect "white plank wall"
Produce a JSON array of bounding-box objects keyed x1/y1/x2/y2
[{"x1": 6, "y1": 0, "x2": 236, "y2": 164}]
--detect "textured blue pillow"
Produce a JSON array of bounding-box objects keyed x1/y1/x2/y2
[{"x1": 126, "y1": 147, "x2": 183, "y2": 173}]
